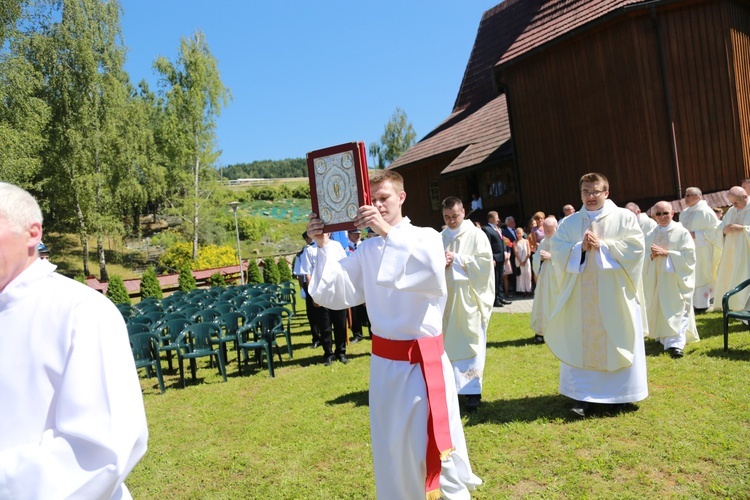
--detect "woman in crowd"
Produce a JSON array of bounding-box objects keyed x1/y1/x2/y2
[{"x1": 514, "y1": 227, "x2": 533, "y2": 296}]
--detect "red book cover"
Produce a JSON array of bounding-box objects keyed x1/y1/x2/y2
[{"x1": 307, "y1": 142, "x2": 370, "y2": 233}]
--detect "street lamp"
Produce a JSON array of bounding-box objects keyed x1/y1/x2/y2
[{"x1": 228, "y1": 201, "x2": 244, "y2": 285}]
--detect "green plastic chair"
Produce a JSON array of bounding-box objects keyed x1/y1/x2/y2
[
  {"x1": 722, "y1": 278, "x2": 750, "y2": 351},
  {"x1": 191, "y1": 308, "x2": 222, "y2": 324},
  {"x1": 210, "y1": 302, "x2": 236, "y2": 315},
  {"x1": 154, "y1": 318, "x2": 191, "y2": 371},
  {"x1": 239, "y1": 303, "x2": 266, "y2": 322},
  {"x1": 130, "y1": 332, "x2": 165, "y2": 394},
  {"x1": 175, "y1": 323, "x2": 227, "y2": 387},
  {"x1": 236, "y1": 315, "x2": 280, "y2": 378},
  {"x1": 279, "y1": 284, "x2": 297, "y2": 314},
  {"x1": 263, "y1": 306, "x2": 294, "y2": 359},
  {"x1": 127, "y1": 323, "x2": 150, "y2": 336},
  {"x1": 214, "y1": 312, "x2": 246, "y2": 364}
]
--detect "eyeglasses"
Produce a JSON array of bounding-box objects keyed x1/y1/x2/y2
[
  {"x1": 685, "y1": 194, "x2": 698, "y2": 197},
  {"x1": 580, "y1": 190, "x2": 605, "y2": 197},
  {"x1": 653, "y1": 211, "x2": 671, "y2": 216}
]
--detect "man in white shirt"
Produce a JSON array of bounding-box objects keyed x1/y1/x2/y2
[
  {"x1": 0, "y1": 182, "x2": 148, "y2": 499},
  {"x1": 306, "y1": 169, "x2": 481, "y2": 499}
]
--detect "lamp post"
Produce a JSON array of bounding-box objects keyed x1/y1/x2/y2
[{"x1": 228, "y1": 201, "x2": 244, "y2": 285}]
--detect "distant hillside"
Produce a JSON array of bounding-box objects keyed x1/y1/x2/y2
[{"x1": 222, "y1": 158, "x2": 307, "y2": 179}]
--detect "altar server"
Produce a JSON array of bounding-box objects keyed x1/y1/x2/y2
[{"x1": 530, "y1": 216, "x2": 560, "y2": 344}]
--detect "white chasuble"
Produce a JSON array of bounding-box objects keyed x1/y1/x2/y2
[
  {"x1": 441, "y1": 220, "x2": 495, "y2": 394},
  {"x1": 680, "y1": 200, "x2": 722, "y2": 309},
  {"x1": 643, "y1": 222, "x2": 699, "y2": 344},
  {"x1": 531, "y1": 237, "x2": 560, "y2": 336},
  {"x1": 309, "y1": 218, "x2": 481, "y2": 499},
  {"x1": 547, "y1": 200, "x2": 649, "y2": 404},
  {"x1": 715, "y1": 205, "x2": 750, "y2": 311}
]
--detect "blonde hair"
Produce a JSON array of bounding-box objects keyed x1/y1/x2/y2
[{"x1": 369, "y1": 169, "x2": 404, "y2": 193}]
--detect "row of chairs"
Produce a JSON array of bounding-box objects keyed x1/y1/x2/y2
[{"x1": 127, "y1": 283, "x2": 298, "y2": 393}]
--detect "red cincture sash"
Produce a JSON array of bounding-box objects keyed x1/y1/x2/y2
[{"x1": 372, "y1": 334, "x2": 454, "y2": 500}]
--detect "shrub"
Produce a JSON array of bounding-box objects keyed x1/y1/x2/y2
[
  {"x1": 236, "y1": 215, "x2": 270, "y2": 241},
  {"x1": 277, "y1": 257, "x2": 292, "y2": 283},
  {"x1": 292, "y1": 184, "x2": 310, "y2": 199},
  {"x1": 160, "y1": 241, "x2": 238, "y2": 271},
  {"x1": 178, "y1": 266, "x2": 197, "y2": 292},
  {"x1": 263, "y1": 257, "x2": 280, "y2": 284},
  {"x1": 106, "y1": 275, "x2": 131, "y2": 305},
  {"x1": 140, "y1": 267, "x2": 163, "y2": 300},
  {"x1": 247, "y1": 259, "x2": 262, "y2": 284},
  {"x1": 209, "y1": 272, "x2": 227, "y2": 287},
  {"x1": 74, "y1": 273, "x2": 87, "y2": 284}
]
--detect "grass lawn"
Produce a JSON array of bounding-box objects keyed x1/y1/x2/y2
[{"x1": 127, "y1": 299, "x2": 750, "y2": 499}]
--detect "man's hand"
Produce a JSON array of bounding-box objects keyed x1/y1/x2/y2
[
  {"x1": 582, "y1": 230, "x2": 600, "y2": 251},
  {"x1": 650, "y1": 244, "x2": 668, "y2": 259},
  {"x1": 724, "y1": 224, "x2": 744, "y2": 235},
  {"x1": 445, "y1": 251, "x2": 454, "y2": 268},
  {"x1": 355, "y1": 205, "x2": 391, "y2": 237},
  {"x1": 306, "y1": 214, "x2": 330, "y2": 247},
  {"x1": 540, "y1": 250, "x2": 552, "y2": 261}
]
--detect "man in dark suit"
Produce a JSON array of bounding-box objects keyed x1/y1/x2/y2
[
  {"x1": 482, "y1": 211, "x2": 512, "y2": 307},
  {"x1": 501, "y1": 216, "x2": 519, "y2": 293}
]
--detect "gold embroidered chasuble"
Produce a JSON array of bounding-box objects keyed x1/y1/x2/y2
[
  {"x1": 715, "y1": 204, "x2": 750, "y2": 310},
  {"x1": 546, "y1": 200, "x2": 646, "y2": 372},
  {"x1": 441, "y1": 220, "x2": 495, "y2": 361},
  {"x1": 643, "y1": 222, "x2": 699, "y2": 342}
]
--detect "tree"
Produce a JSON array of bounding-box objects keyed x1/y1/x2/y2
[
  {"x1": 247, "y1": 259, "x2": 262, "y2": 285},
  {"x1": 154, "y1": 30, "x2": 231, "y2": 260},
  {"x1": 178, "y1": 265, "x2": 197, "y2": 292},
  {"x1": 140, "y1": 267, "x2": 163, "y2": 300},
  {"x1": 106, "y1": 274, "x2": 130, "y2": 305},
  {"x1": 277, "y1": 257, "x2": 292, "y2": 283},
  {"x1": 209, "y1": 272, "x2": 226, "y2": 287},
  {"x1": 262, "y1": 257, "x2": 280, "y2": 284},
  {"x1": 368, "y1": 107, "x2": 417, "y2": 169}
]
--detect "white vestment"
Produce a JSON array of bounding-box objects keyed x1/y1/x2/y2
[
  {"x1": 679, "y1": 200, "x2": 722, "y2": 309},
  {"x1": 530, "y1": 237, "x2": 559, "y2": 336},
  {"x1": 638, "y1": 212, "x2": 658, "y2": 235},
  {"x1": 643, "y1": 222, "x2": 699, "y2": 350},
  {"x1": 309, "y1": 218, "x2": 481, "y2": 499},
  {"x1": 442, "y1": 220, "x2": 495, "y2": 395},
  {"x1": 548, "y1": 201, "x2": 649, "y2": 404},
  {"x1": 714, "y1": 204, "x2": 750, "y2": 311},
  {"x1": 0, "y1": 259, "x2": 148, "y2": 499}
]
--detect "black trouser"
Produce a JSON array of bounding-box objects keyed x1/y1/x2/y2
[
  {"x1": 314, "y1": 306, "x2": 347, "y2": 358},
  {"x1": 304, "y1": 292, "x2": 320, "y2": 343},
  {"x1": 494, "y1": 259, "x2": 506, "y2": 303},
  {"x1": 350, "y1": 303, "x2": 369, "y2": 339}
]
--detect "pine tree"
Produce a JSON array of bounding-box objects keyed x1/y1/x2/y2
[
  {"x1": 209, "y1": 272, "x2": 226, "y2": 287},
  {"x1": 178, "y1": 265, "x2": 197, "y2": 292},
  {"x1": 106, "y1": 275, "x2": 131, "y2": 305},
  {"x1": 140, "y1": 267, "x2": 163, "y2": 299},
  {"x1": 277, "y1": 256, "x2": 292, "y2": 283},
  {"x1": 262, "y1": 257, "x2": 279, "y2": 284},
  {"x1": 247, "y1": 259, "x2": 262, "y2": 284}
]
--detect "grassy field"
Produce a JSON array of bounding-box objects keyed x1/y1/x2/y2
[{"x1": 126, "y1": 297, "x2": 750, "y2": 499}]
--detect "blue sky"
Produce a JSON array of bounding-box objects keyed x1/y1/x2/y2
[{"x1": 120, "y1": 1, "x2": 501, "y2": 167}]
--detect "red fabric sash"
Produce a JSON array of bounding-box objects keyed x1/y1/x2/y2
[{"x1": 372, "y1": 334, "x2": 454, "y2": 499}]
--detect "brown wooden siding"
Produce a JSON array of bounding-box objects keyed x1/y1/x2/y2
[{"x1": 497, "y1": 0, "x2": 749, "y2": 218}]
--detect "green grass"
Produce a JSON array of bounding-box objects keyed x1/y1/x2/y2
[{"x1": 127, "y1": 302, "x2": 750, "y2": 499}]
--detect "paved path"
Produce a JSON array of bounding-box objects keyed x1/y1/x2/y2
[{"x1": 492, "y1": 296, "x2": 534, "y2": 314}]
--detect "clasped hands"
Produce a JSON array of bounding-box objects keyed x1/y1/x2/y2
[
  {"x1": 650, "y1": 244, "x2": 668, "y2": 260},
  {"x1": 581, "y1": 230, "x2": 601, "y2": 252}
]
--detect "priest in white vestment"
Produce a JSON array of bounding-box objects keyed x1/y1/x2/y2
[
  {"x1": 307, "y1": 170, "x2": 481, "y2": 499},
  {"x1": 679, "y1": 187, "x2": 722, "y2": 310},
  {"x1": 626, "y1": 202, "x2": 657, "y2": 235},
  {"x1": 546, "y1": 173, "x2": 649, "y2": 418},
  {"x1": 531, "y1": 217, "x2": 560, "y2": 344},
  {"x1": 715, "y1": 186, "x2": 750, "y2": 311},
  {"x1": 440, "y1": 196, "x2": 495, "y2": 411},
  {"x1": 643, "y1": 201, "x2": 699, "y2": 358},
  {"x1": 0, "y1": 183, "x2": 148, "y2": 499}
]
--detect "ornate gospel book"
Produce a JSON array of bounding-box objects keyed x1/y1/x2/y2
[{"x1": 307, "y1": 141, "x2": 370, "y2": 232}]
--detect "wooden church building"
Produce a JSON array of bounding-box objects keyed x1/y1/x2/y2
[{"x1": 389, "y1": 0, "x2": 750, "y2": 228}]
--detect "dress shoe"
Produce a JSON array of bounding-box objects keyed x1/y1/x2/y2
[
  {"x1": 667, "y1": 347, "x2": 684, "y2": 359},
  {"x1": 465, "y1": 394, "x2": 482, "y2": 410},
  {"x1": 533, "y1": 335, "x2": 545, "y2": 344},
  {"x1": 312, "y1": 340, "x2": 321, "y2": 349},
  {"x1": 571, "y1": 401, "x2": 589, "y2": 417},
  {"x1": 338, "y1": 354, "x2": 349, "y2": 364},
  {"x1": 350, "y1": 335, "x2": 363, "y2": 344},
  {"x1": 323, "y1": 355, "x2": 335, "y2": 366},
  {"x1": 493, "y1": 302, "x2": 505, "y2": 308},
  {"x1": 500, "y1": 299, "x2": 512, "y2": 305}
]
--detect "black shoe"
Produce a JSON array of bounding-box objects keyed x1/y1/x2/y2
[
  {"x1": 323, "y1": 355, "x2": 335, "y2": 366},
  {"x1": 312, "y1": 341, "x2": 321, "y2": 349},
  {"x1": 493, "y1": 302, "x2": 505, "y2": 308},
  {"x1": 350, "y1": 335, "x2": 363, "y2": 344},
  {"x1": 533, "y1": 335, "x2": 545, "y2": 344},
  {"x1": 571, "y1": 401, "x2": 589, "y2": 417},
  {"x1": 465, "y1": 394, "x2": 482, "y2": 411},
  {"x1": 338, "y1": 354, "x2": 349, "y2": 364},
  {"x1": 694, "y1": 307, "x2": 708, "y2": 314},
  {"x1": 500, "y1": 299, "x2": 512, "y2": 305},
  {"x1": 667, "y1": 347, "x2": 684, "y2": 358}
]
